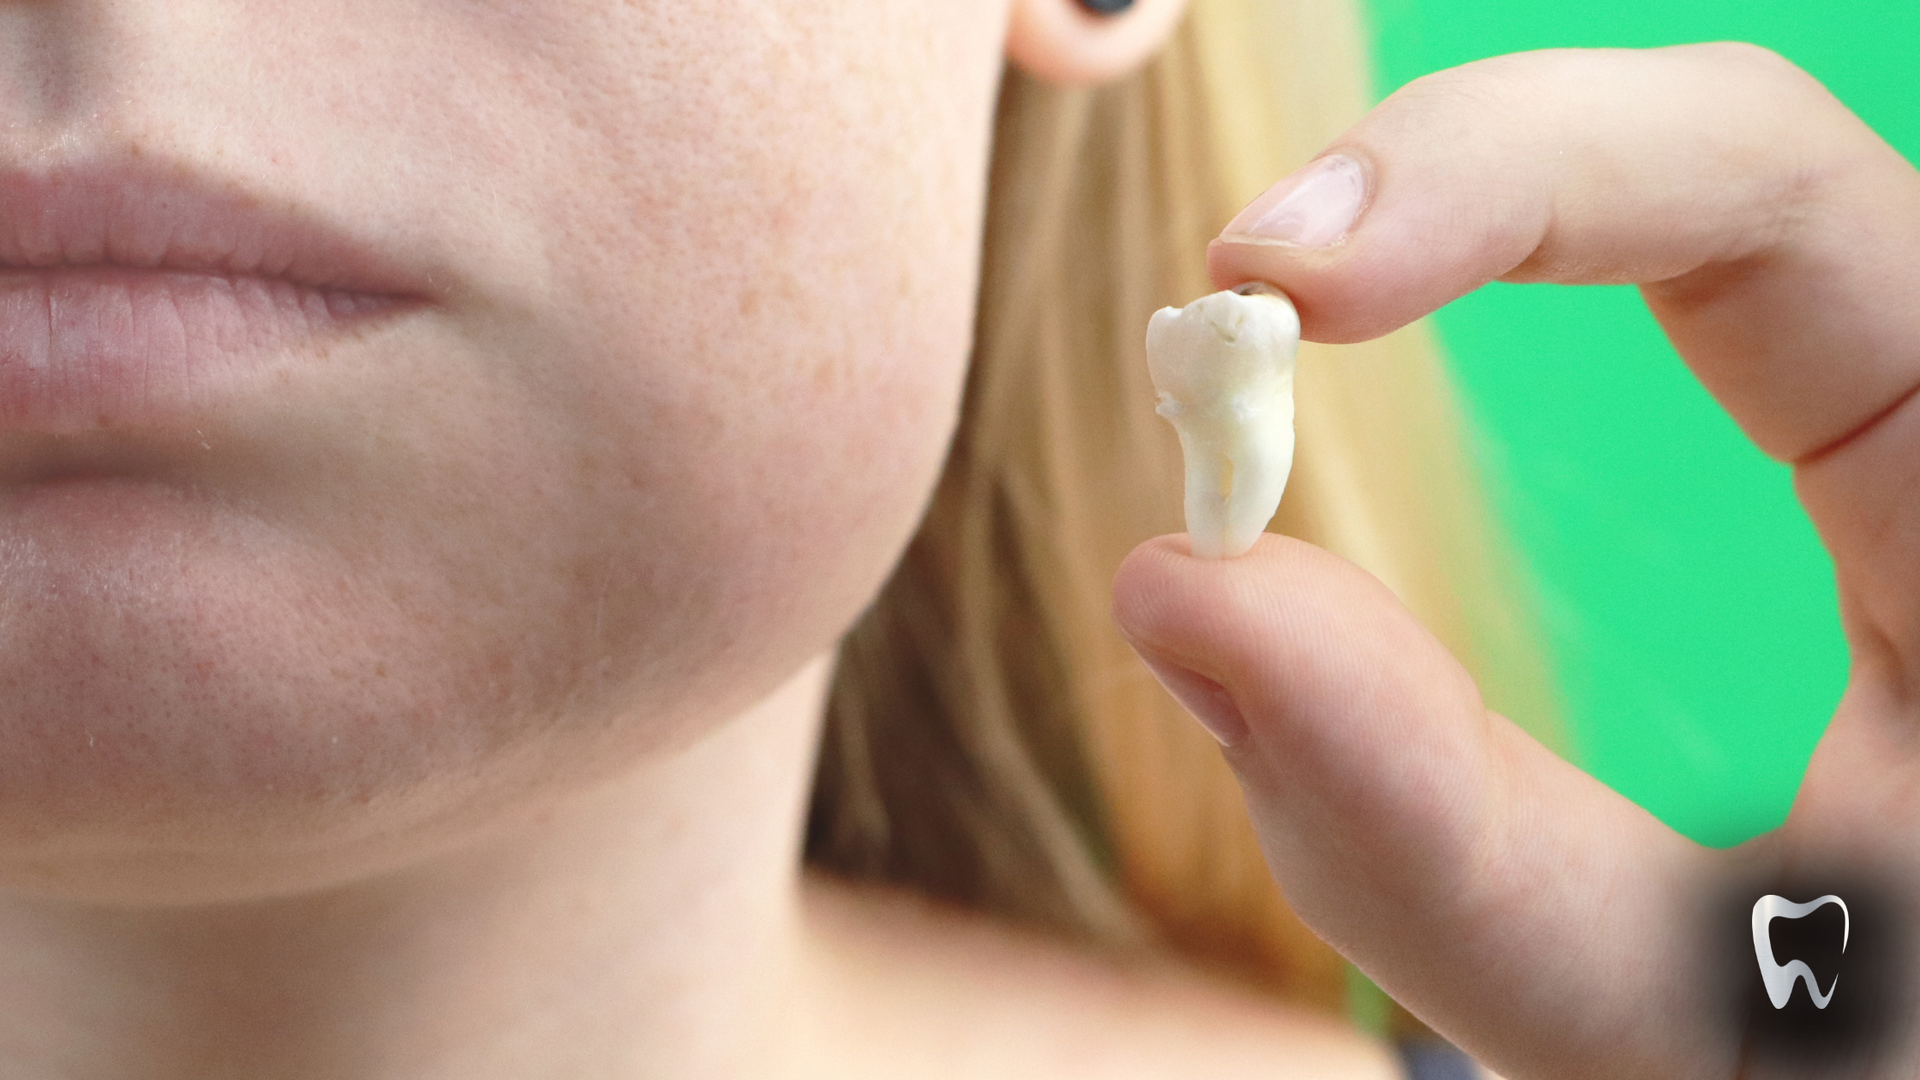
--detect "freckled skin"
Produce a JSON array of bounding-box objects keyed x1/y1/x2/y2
[{"x1": 0, "y1": 1, "x2": 1010, "y2": 904}]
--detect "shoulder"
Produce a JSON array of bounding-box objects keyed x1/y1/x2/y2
[{"x1": 796, "y1": 872, "x2": 1404, "y2": 1080}]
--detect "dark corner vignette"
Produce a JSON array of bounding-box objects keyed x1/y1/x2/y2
[{"x1": 1695, "y1": 861, "x2": 1913, "y2": 1076}]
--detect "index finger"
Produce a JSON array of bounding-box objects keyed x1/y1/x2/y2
[{"x1": 1207, "y1": 42, "x2": 1920, "y2": 467}]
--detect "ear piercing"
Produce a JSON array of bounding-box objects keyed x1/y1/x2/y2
[{"x1": 1077, "y1": 0, "x2": 1136, "y2": 12}]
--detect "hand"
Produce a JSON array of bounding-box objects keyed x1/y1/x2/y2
[{"x1": 1111, "y1": 43, "x2": 1920, "y2": 1080}]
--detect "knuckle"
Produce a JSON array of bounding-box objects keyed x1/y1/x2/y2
[
  {"x1": 1684, "y1": 41, "x2": 1836, "y2": 112},
  {"x1": 1368, "y1": 48, "x2": 1637, "y2": 152},
  {"x1": 1363, "y1": 55, "x2": 1541, "y2": 160},
  {"x1": 1383, "y1": 54, "x2": 1529, "y2": 120},
  {"x1": 1688, "y1": 40, "x2": 1802, "y2": 78},
  {"x1": 1678, "y1": 43, "x2": 1868, "y2": 247}
]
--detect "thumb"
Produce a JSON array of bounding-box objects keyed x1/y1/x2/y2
[{"x1": 1111, "y1": 533, "x2": 1737, "y2": 1080}]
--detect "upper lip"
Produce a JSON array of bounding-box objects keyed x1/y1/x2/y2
[{"x1": 0, "y1": 157, "x2": 434, "y2": 300}]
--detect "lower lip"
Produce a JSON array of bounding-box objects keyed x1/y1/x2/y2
[{"x1": 0, "y1": 268, "x2": 407, "y2": 432}]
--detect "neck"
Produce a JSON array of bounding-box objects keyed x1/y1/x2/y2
[{"x1": 0, "y1": 656, "x2": 834, "y2": 1080}]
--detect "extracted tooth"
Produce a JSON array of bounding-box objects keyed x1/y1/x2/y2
[{"x1": 1145, "y1": 282, "x2": 1300, "y2": 559}]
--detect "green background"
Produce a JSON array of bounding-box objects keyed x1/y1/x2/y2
[{"x1": 1360, "y1": 0, "x2": 1920, "y2": 850}]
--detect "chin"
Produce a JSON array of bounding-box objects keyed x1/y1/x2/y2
[{"x1": 0, "y1": 507, "x2": 570, "y2": 907}]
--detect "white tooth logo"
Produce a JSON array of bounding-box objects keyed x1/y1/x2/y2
[{"x1": 1752, "y1": 894, "x2": 1849, "y2": 1010}]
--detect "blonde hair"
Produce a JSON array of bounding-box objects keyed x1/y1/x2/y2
[{"x1": 807, "y1": 0, "x2": 1563, "y2": 1027}]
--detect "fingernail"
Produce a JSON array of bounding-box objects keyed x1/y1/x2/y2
[
  {"x1": 1220, "y1": 154, "x2": 1368, "y2": 249},
  {"x1": 1132, "y1": 651, "x2": 1250, "y2": 749}
]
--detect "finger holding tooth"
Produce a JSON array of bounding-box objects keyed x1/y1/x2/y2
[{"x1": 1145, "y1": 282, "x2": 1301, "y2": 559}]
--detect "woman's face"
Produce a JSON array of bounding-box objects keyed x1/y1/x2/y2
[{"x1": 0, "y1": 1, "x2": 1011, "y2": 902}]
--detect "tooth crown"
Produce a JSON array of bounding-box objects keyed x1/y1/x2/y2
[{"x1": 1145, "y1": 284, "x2": 1301, "y2": 559}]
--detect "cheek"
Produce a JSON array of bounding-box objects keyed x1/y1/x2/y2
[
  {"x1": 345, "y1": 0, "x2": 1004, "y2": 733},
  {"x1": 500, "y1": 1, "x2": 1005, "y2": 733},
  {"x1": 551, "y1": 254, "x2": 977, "y2": 744}
]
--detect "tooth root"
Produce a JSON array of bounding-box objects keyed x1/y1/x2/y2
[
  {"x1": 1169, "y1": 408, "x2": 1292, "y2": 559},
  {"x1": 1177, "y1": 431, "x2": 1230, "y2": 560},
  {"x1": 1219, "y1": 402, "x2": 1296, "y2": 558}
]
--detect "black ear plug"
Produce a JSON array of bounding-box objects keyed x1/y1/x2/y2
[{"x1": 1077, "y1": 0, "x2": 1135, "y2": 13}]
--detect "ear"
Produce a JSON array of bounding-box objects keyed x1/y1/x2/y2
[{"x1": 1005, "y1": 0, "x2": 1191, "y2": 86}]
